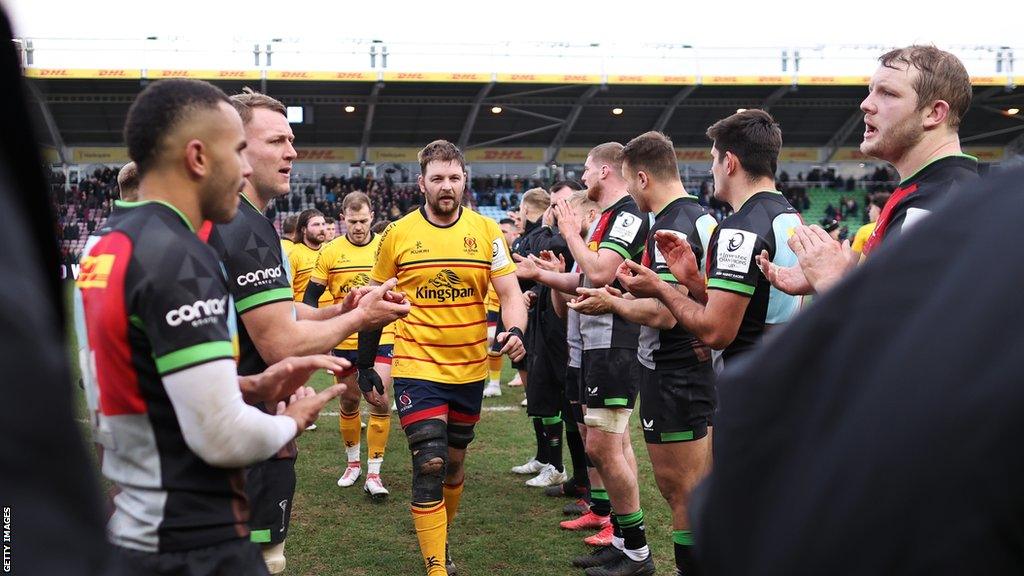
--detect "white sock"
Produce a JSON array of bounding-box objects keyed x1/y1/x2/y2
[
  {"x1": 612, "y1": 536, "x2": 625, "y2": 551},
  {"x1": 488, "y1": 378, "x2": 500, "y2": 387},
  {"x1": 346, "y1": 444, "x2": 360, "y2": 465},
  {"x1": 624, "y1": 545, "x2": 650, "y2": 562},
  {"x1": 367, "y1": 457, "x2": 383, "y2": 475}
]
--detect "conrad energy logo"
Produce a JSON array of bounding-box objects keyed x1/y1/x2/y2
[{"x1": 416, "y1": 269, "x2": 476, "y2": 302}]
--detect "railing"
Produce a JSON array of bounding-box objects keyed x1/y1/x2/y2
[{"x1": 15, "y1": 37, "x2": 1019, "y2": 84}]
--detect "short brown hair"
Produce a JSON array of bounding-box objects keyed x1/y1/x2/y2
[
  {"x1": 588, "y1": 142, "x2": 624, "y2": 174},
  {"x1": 342, "y1": 191, "x2": 372, "y2": 213},
  {"x1": 619, "y1": 131, "x2": 680, "y2": 182},
  {"x1": 418, "y1": 140, "x2": 466, "y2": 175},
  {"x1": 520, "y1": 187, "x2": 551, "y2": 214},
  {"x1": 869, "y1": 192, "x2": 891, "y2": 210},
  {"x1": 281, "y1": 214, "x2": 299, "y2": 235},
  {"x1": 879, "y1": 45, "x2": 971, "y2": 129},
  {"x1": 230, "y1": 87, "x2": 287, "y2": 126},
  {"x1": 706, "y1": 109, "x2": 782, "y2": 181}
]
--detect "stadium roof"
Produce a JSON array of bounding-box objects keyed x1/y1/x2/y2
[{"x1": 27, "y1": 77, "x2": 1024, "y2": 158}]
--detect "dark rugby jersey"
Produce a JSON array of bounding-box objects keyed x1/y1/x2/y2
[
  {"x1": 204, "y1": 195, "x2": 294, "y2": 377},
  {"x1": 75, "y1": 201, "x2": 247, "y2": 553},
  {"x1": 580, "y1": 195, "x2": 650, "y2": 351},
  {"x1": 706, "y1": 191, "x2": 802, "y2": 360},
  {"x1": 637, "y1": 196, "x2": 717, "y2": 370},
  {"x1": 862, "y1": 154, "x2": 979, "y2": 256}
]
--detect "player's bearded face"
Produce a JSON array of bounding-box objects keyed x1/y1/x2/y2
[
  {"x1": 860, "y1": 64, "x2": 924, "y2": 162},
  {"x1": 305, "y1": 216, "x2": 327, "y2": 246},
  {"x1": 345, "y1": 206, "x2": 373, "y2": 245},
  {"x1": 420, "y1": 160, "x2": 465, "y2": 217}
]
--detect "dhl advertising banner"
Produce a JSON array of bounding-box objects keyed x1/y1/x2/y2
[
  {"x1": 607, "y1": 75, "x2": 698, "y2": 85},
  {"x1": 294, "y1": 148, "x2": 357, "y2": 163},
  {"x1": 778, "y1": 148, "x2": 821, "y2": 162},
  {"x1": 383, "y1": 72, "x2": 490, "y2": 83},
  {"x1": 465, "y1": 148, "x2": 545, "y2": 162},
  {"x1": 73, "y1": 147, "x2": 129, "y2": 164},
  {"x1": 555, "y1": 148, "x2": 591, "y2": 164},
  {"x1": 674, "y1": 148, "x2": 712, "y2": 162},
  {"x1": 496, "y1": 73, "x2": 602, "y2": 84},
  {"x1": 368, "y1": 148, "x2": 421, "y2": 163},
  {"x1": 26, "y1": 68, "x2": 142, "y2": 79},
  {"x1": 267, "y1": 71, "x2": 377, "y2": 81},
  {"x1": 147, "y1": 69, "x2": 260, "y2": 80}
]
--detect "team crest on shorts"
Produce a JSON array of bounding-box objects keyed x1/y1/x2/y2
[{"x1": 399, "y1": 392, "x2": 413, "y2": 411}]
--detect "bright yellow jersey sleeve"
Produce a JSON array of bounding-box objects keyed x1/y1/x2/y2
[
  {"x1": 318, "y1": 234, "x2": 393, "y2": 350},
  {"x1": 852, "y1": 222, "x2": 876, "y2": 254},
  {"x1": 288, "y1": 243, "x2": 320, "y2": 303},
  {"x1": 280, "y1": 238, "x2": 295, "y2": 260},
  {"x1": 370, "y1": 208, "x2": 516, "y2": 384}
]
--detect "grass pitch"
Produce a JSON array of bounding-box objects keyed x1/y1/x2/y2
[{"x1": 65, "y1": 288, "x2": 678, "y2": 575}]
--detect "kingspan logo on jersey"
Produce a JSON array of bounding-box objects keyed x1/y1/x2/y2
[
  {"x1": 166, "y1": 296, "x2": 229, "y2": 327},
  {"x1": 237, "y1": 266, "x2": 283, "y2": 287},
  {"x1": 415, "y1": 269, "x2": 476, "y2": 303}
]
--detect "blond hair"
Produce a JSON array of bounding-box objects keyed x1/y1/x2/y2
[{"x1": 230, "y1": 87, "x2": 287, "y2": 126}]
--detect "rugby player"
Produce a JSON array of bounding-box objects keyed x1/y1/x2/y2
[
  {"x1": 515, "y1": 143, "x2": 652, "y2": 570},
  {"x1": 508, "y1": 188, "x2": 558, "y2": 478},
  {"x1": 617, "y1": 110, "x2": 801, "y2": 370},
  {"x1": 569, "y1": 132, "x2": 717, "y2": 576},
  {"x1": 203, "y1": 90, "x2": 410, "y2": 573},
  {"x1": 76, "y1": 78, "x2": 345, "y2": 576},
  {"x1": 304, "y1": 192, "x2": 396, "y2": 499},
  {"x1": 360, "y1": 140, "x2": 527, "y2": 576},
  {"x1": 758, "y1": 45, "x2": 978, "y2": 294},
  {"x1": 519, "y1": 183, "x2": 582, "y2": 489},
  {"x1": 323, "y1": 216, "x2": 338, "y2": 242},
  {"x1": 280, "y1": 214, "x2": 299, "y2": 257},
  {"x1": 851, "y1": 192, "x2": 890, "y2": 255}
]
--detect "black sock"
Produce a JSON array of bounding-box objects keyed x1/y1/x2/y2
[
  {"x1": 617, "y1": 509, "x2": 648, "y2": 552},
  {"x1": 542, "y1": 416, "x2": 563, "y2": 472},
  {"x1": 564, "y1": 406, "x2": 588, "y2": 489},
  {"x1": 532, "y1": 417, "x2": 549, "y2": 464},
  {"x1": 611, "y1": 513, "x2": 622, "y2": 539},
  {"x1": 589, "y1": 488, "x2": 610, "y2": 517},
  {"x1": 674, "y1": 530, "x2": 699, "y2": 575}
]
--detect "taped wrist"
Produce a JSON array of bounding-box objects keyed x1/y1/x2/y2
[
  {"x1": 505, "y1": 326, "x2": 525, "y2": 348},
  {"x1": 357, "y1": 328, "x2": 383, "y2": 369}
]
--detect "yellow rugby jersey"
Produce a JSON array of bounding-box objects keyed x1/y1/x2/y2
[
  {"x1": 280, "y1": 238, "x2": 296, "y2": 259},
  {"x1": 288, "y1": 242, "x2": 332, "y2": 306},
  {"x1": 371, "y1": 207, "x2": 516, "y2": 384},
  {"x1": 312, "y1": 233, "x2": 394, "y2": 351},
  {"x1": 485, "y1": 283, "x2": 500, "y2": 314}
]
